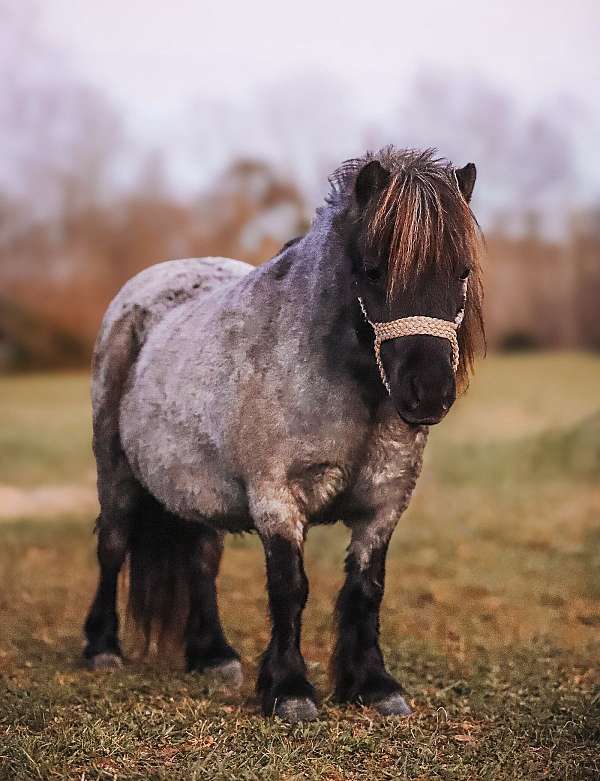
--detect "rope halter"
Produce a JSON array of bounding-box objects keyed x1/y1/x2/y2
[{"x1": 357, "y1": 277, "x2": 467, "y2": 395}]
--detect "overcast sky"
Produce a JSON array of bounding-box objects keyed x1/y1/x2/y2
[
  {"x1": 39, "y1": 1, "x2": 598, "y2": 104},
  {"x1": 35, "y1": 0, "x2": 599, "y2": 204}
]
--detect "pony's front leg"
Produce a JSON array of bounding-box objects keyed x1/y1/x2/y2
[
  {"x1": 250, "y1": 487, "x2": 317, "y2": 722},
  {"x1": 332, "y1": 516, "x2": 412, "y2": 716}
]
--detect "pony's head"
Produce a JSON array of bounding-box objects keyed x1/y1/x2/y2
[{"x1": 340, "y1": 147, "x2": 484, "y2": 425}]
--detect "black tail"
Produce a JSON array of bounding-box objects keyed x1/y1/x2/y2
[{"x1": 127, "y1": 494, "x2": 202, "y2": 653}]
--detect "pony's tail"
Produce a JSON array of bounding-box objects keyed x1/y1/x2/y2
[{"x1": 127, "y1": 497, "x2": 200, "y2": 655}]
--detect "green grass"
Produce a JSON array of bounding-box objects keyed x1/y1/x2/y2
[
  {"x1": 0, "y1": 372, "x2": 93, "y2": 486},
  {"x1": 1, "y1": 354, "x2": 600, "y2": 779},
  {"x1": 434, "y1": 352, "x2": 600, "y2": 444},
  {"x1": 432, "y1": 411, "x2": 600, "y2": 489}
]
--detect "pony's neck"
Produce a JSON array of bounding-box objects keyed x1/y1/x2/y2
[
  {"x1": 289, "y1": 203, "x2": 387, "y2": 409},
  {"x1": 297, "y1": 203, "x2": 353, "y2": 309}
]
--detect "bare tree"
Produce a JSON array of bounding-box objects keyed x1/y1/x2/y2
[
  {"x1": 189, "y1": 72, "x2": 362, "y2": 207},
  {"x1": 389, "y1": 68, "x2": 579, "y2": 228},
  {"x1": 0, "y1": 0, "x2": 124, "y2": 225}
]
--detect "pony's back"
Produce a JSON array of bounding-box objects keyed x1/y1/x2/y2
[{"x1": 91, "y1": 257, "x2": 252, "y2": 430}]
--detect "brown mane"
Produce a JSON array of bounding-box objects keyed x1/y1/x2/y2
[{"x1": 362, "y1": 147, "x2": 485, "y2": 391}]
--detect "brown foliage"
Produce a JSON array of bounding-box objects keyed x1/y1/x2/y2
[
  {"x1": 0, "y1": 159, "x2": 307, "y2": 369},
  {"x1": 483, "y1": 211, "x2": 600, "y2": 351}
]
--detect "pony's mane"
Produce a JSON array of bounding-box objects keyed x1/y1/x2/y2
[{"x1": 328, "y1": 146, "x2": 485, "y2": 390}]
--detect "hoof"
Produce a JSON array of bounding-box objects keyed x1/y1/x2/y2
[
  {"x1": 274, "y1": 697, "x2": 318, "y2": 723},
  {"x1": 372, "y1": 693, "x2": 412, "y2": 717},
  {"x1": 204, "y1": 659, "x2": 244, "y2": 689},
  {"x1": 86, "y1": 652, "x2": 123, "y2": 671}
]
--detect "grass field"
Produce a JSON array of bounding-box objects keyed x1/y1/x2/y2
[{"x1": 1, "y1": 354, "x2": 600, "y2": 780}]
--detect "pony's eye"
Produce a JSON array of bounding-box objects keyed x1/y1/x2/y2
[
  {"x1": 366, "y1": 266, "x2": 381, "y2": 283},
  {"x1": 459, "y1": 267, "x2": 471, "y2": 280}
]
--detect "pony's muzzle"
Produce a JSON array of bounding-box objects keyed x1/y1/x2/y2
[
  {"x1": 384, "y1": 336, "x2": 457, "y2": 426},
  {"x1": 400, "y1": 371, "x2": 455, "y2": 425}
]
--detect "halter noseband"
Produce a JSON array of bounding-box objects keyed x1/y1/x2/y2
[{"x1": 357, "y1": 277, "x2": 467, "y2": 395}]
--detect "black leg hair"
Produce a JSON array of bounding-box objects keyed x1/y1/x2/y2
[
  {"x1": 257, "y1": 534, "x2": 317, "y2": 721},
  {"x1": 185, "y1": 526, "x2": 241, "y2": 685},
  {"x1": 332, "y1": 541, "x2": 411, "y2": 715},
  {"x1": 84, "y1": 401, "x2": 140, "y2": 669},
  {"x1": 83, "y1": 515, "x2": 131, "y2": 667}
]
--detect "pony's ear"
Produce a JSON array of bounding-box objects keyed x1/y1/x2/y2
[
  {"x1": 455, "y1": 163, "x2": 477, "y2": 202},
  {"x1": 355, "y1": 160, "x2": 390, "y2": 209}
]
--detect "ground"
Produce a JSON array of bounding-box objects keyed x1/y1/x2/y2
[{"x1": 1, "y1": 354, "x2": 599, "y2": 780}]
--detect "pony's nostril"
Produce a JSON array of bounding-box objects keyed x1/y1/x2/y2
[
  {"x1": 442, "y1": 383, "x2": 455, "y2": 412},
  {"x1": 409, "y1": 375, "x2": 422, "y2": 408}
]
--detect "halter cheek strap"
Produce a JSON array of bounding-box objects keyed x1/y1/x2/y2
[{"x1": 357, "y1": 278, "x2": 467, "y2": 395}]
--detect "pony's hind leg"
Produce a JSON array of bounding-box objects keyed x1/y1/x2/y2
[
  {"x1": 83, "y1": 440, "x2": 142, "y2": 669},
  {"x1": 83, "y1": 489, "x2": 138, "y2": 669},
  {"x1": 332, "y1": 523, "x2": 412, "y2": 716},
  {"x1": 85, "y1": 302, "x2": 142, "y2": 669},
  {"x1": 185, "y1": 525, "x2": 242, "y2": 688}
]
